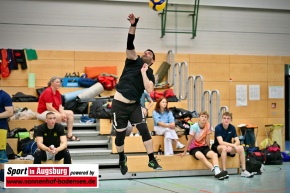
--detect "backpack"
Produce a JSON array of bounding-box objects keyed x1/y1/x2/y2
[
  {"x1": 64, "y1": 100, "x2": 88, "y2": 114},
  {"x1": 246, "y1": 157, "x2": 263, "y2": 175},
  {"x1": 169, "y1": 107, "x2": 198, "y2": 119},
  {"x1": 17, "y1": 137, "x2": 34, "y2": 156},
  {"x1": 12, "y1": 92, "x2": 38, "y2": 102},
  {"x1": 6, "y1": 143, "x2": 16, "y2": 159},
  {"x1": 89, "y1": 100, "x2": 112, "y2": 119},
  {"x1": 22, "y1": 141, "x2": 37, "y2": 157},
  {"x1": 263, "y1": 141, "x2": 283, "y2": 165}
]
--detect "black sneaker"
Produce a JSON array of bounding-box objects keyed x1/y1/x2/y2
[
  {"x1": 148, "y1": 158, "x2": 162, "y2": 170},
  {"x1": 223, "y1": 170, "x2": 229, "y2": 179},
  {"x1": 119, "y1": 155, "x2": 128, "y2": 175},
  {"x1": 215, "y1": 170, "x2": 227, "y2": 180}
]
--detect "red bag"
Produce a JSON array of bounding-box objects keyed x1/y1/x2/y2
[
  {"x1": 164, "y1": 89, "x2": 175, "y2": 98},
  {"x1": 150, "y1": 90, "x2": 164, "y2": 101},
  {"x1": 97, "y1": 76, "x2": 117, "y2": 90}
]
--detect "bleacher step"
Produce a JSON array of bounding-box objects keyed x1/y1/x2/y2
[
  {"x1": 69, "y1": 148, "x2": 112, "y2": 156},
  {"x1": 68, "y1": 139, "x2": 108, "y2": 146},
  {"x1": 62, "y1": 122, "x2": 98, "y2": 128},
  {"x1": 72, "y1": 159, "x2": 119, "y2": 166},
  {"x1": 71, "y1": 129, "x2": 100, "y2": 137}
]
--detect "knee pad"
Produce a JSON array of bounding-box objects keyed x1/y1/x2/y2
[
  {"x1": 115, "y1": 129, "x2": 126, "y2": 146},
  {"x1": 136, "y1": 123, "x2": 151, "y2": 142}
]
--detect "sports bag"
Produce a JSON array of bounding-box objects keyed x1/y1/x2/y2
[
  {"x1": 263, "y1": 141, "x2": 283, "y2": 165},
  {"x1": 89, "y1": 100, "x2": 112, "y2": 119},
  {"x1": 12, "y1": 92, "x2": 38, "y2": 102},
  {"x1": 246, "y1": 157, "x2": 263, "y2": 175}
]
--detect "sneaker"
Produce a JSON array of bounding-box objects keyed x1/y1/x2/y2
[
  {"x1": 0, "y1": 181, "x2": 4, "y2": 189},
  {"x1": 176, "y1": 141, "x2": 185, "y2": 149},
  {"x1": 148, "y1": 158, "x2": 162, "y2": 170},
  {"x1": 80, "y1": 116, "x2": 95, "y2": 124},
  {"x1": 119, "y1": 155, "x2": 128, "y2": 175},
  {"x1": 134, "y1": 133, "x2": 140, "y2": 137},
  {"x1": 215, "y1": 170, "x2": 227, "y2": 180},
  {"x1": 241, "y1": 170, "x2": 254, "y2": 178},
  {"x1": 223, "y1": 170, "x2": 229, "y2": 179}
]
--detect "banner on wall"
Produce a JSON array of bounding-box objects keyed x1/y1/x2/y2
[{"x1": 4, "y1": 164, "x2": 99, "y2": 188}]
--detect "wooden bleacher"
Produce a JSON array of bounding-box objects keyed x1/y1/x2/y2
[
  {"x1": 127, "y1": 155, "x2": 240, "y2": 173},
  {"x1": 9, "y1": 102, "x2": 43, "y2": 131}
]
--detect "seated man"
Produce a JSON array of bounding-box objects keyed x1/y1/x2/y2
[
  {"x1": 211, "y1": 112, "x2": 254, "y2": 178},
  {"x1": 180, "y1": 111, "x2": 227, "y2": 180},
  {"x1": 34, "y1": 112, "x2": 71, "y2": 164}
]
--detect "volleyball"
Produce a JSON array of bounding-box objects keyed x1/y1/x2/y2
[{"x1": 149, "y1": 0, "x2": 166, "y2": 12}]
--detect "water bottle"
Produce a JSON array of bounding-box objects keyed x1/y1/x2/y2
[{"x1": 47, "y1": 145, "x2": 55, "y2": 160}]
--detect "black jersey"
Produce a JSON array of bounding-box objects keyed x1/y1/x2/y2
[
  {"x1": 116, "y1": 56, "x2": 155, "y2": 101},
  {"x1": 36, "y1": 123, "x2": 65, "y2": 148}
]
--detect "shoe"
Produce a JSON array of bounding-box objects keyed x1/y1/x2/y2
[
  {"x1": 80, "y1": 116, "x2": 95, "y2": 123},
  {"x1": 148, "y1": 158, "x2": 162, "y2": 170},
  {"x1": 0, "y1": 181, "x2": 4, "y2": 189},
  {"x1": 129, "y1": 133, "x2": 134, "y2": 137},
  {"x1": 223, "y1": 170, "x2": 229, "y2": 179},
  {"x1": 176, "y1": 141, "x2": 185, "y2": 149},
  {"x1": 134, "y1": 133, "x2": 140, "y2": 137},
  {"x1": 215, "y1": 170, "x2": 227, "y2": 180},
  {"x1": 119, "y1": 155, "x2": 128, "y2": 175},
  {"x1": 241, "y1": 170, "x2": 254, "y2": 178}
]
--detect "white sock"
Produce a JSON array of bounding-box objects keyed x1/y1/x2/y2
[{"x1": 214, "y1": 166, "x2": 221, "y2": 175}]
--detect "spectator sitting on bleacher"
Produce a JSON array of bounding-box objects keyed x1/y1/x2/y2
[
  {"x1": 180, "y1": 111, "x2": 227, "y2": 180},
  {"x1": 211, "y1": 112, "x2": 254, "y2": 178},
  {"x1": 152, "y1": 97, "x2": 185, "y2": 155},
  {"x1": 36, "y1": 76, "x2": 80, "y2": 141},
  {"x1": 34, "y1": 112, "x2": 71, "y2": 164},
  {"x1": 0, "y1": 89, "x2": 14, "y2": 188}
]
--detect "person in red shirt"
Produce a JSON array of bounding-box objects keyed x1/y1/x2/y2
[{"x1": 37, "y1": 76, "x2": 80, "y2": 141}]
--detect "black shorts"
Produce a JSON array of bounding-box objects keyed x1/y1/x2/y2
[
  {"x1": 211, "y1": 144, "x2": 236, "y2": 157},
  {"x1": 189, "y1": 146, "x2": 211, "y2": 160},
  {"x1": 111, "y1": 99, "x2": 146, "y2": 129}
]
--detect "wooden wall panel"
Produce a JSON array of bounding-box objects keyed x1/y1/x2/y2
[
  {"x1": 230, "y1": 55, "x2": 267, "y2": 64},
  {"x1": 268, "y1": 63, "x2": 284, "y2": 82},
  {"x1": 283, "y1": 56, "x2": 290, "y2": 64},
  {"x1": 30, "y1": 60, "x2": 75, "y2": 79},
  {"x1": 189, "y1": 54, "x2": 230, "y2": 63},
  {"x1": 174, "y1": 54, "x2": 190, "y2": 63},
  {"x1": 229, "y1": 100, "x2": 268, "y2": 118},
  {"x1": 4, "y1": 87, "x2": 36, "y2": 97},
  {"x1": 267, "y1": 100, "x2": 284, "y2": 118},
  {"x1": 189, "y1": 62, "x2": 230, "y2": 81},
  {"x1": 203, "y1": 82, "x2": 230, "y2": 100},
  {"x1": 36, "y1": 50, "x2": 75, "y2": 60},
  {"x1": 267, "y1": 56, "x2": 285, "y2": 64},
  {"x1": 1, "y1": 79, "x2": 28, "y2": 87},
  {"x1": 230, "y1": 63, "x2": 268, "y2": 82},
  {"x1": 75, "y1": 51, "x2": 125, "y2": 61},
  {"x1": 4, "y1": 68, "x2": 29, "y2": 80}
]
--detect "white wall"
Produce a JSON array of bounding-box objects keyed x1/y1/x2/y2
[{"x1": 0, "y1": 0, "x2": 290, "y2": 55}]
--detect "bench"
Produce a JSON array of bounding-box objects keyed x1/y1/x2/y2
[
  {"x1": 8, "y1": 159, "x2": 64, "y2": 164},
  {"x1": 127, "y1": 154, "x2": 240, "y2": 173}
]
